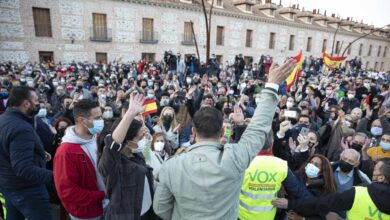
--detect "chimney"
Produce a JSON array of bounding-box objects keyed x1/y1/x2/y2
[
  {"x1": 317, "y1": 9, "x2": 320, "y2": 14},
  {"x1": 347, "y1": 17, "x2": 350, "y2": 21},
  {"x1": 312, "y1": 9, "x2": 316, "y2": 14},
  {"x1": 332, "y1": 13, "x2": 335, "y2": 18},
  {"x1": 324, "y1": 10, "x2": 326, "y2": 16},
  {"x1": 292, "y1": 4, "x2": 295, "y2": 9},
  {"x1": 297, "y1": 4, "x2": 299, "y2": 9}
]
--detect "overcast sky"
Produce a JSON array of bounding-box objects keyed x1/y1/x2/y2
[{"x1": 287, "y1": 0, "x2": 390, "y2": 27}]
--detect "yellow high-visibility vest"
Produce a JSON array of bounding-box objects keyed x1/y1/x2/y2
[
  {"x1": 347, "y1": 186, "x2": 390, "y2": 220},
  {"x1": 238, "y1": 156, "x2": 288, "y2": 220},
  {"x1": 0, "y1": 193, "x2": 6, "y2": 219}
]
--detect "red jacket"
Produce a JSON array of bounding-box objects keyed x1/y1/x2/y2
[{"x1": 53, "y1": 142, "x2": 105, "y2": 219}]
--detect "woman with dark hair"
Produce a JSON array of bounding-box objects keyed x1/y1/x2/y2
[
  {"x1": 289, "y1": 154, "x2": 338, "y2": 219},
  {"x1": 143, "y1": 132, "x2": 171, "y2": 181},
  {"x1": 297, "y1": 154, "x2": 337, "y2": 196},
  {"x1": 98, "y1": 93, "x2": 157, "y2": 220}
]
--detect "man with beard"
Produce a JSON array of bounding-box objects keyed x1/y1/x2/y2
[{"x1": 0, "y1": 86, "x2": 53, "y2": 220}]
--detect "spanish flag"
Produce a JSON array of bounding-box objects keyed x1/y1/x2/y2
[
  {"x1": 285, "y1": 51, "x2": 303, "y2": 91},
  {"x1": 142, "y1": 100, "x2": 158, "y2": 116},
  {"x1": 323, "y1": 51, "x2": 346, "y2": 70}
]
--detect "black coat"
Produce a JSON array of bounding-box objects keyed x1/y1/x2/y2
[
  {"x1": 0, "y1": 108, "x2": 53, "y2": 190},
  {"x1": 98, "y1": 135, "x2": 157, "y2": 220}
]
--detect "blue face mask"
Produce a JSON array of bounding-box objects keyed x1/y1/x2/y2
[
  {"x1": 380, "y1": 141, "x2": 390, "y2": 151},
  {"x1": 37, "y1": 108, "x2": 47, "y2": 118},
  {"x1": 87, "y1": 119, "x2": 104, "y2": 135},
  {"x1": 305, "y1": 163, "x2": 320, "y2": 179},
  {"x1": 370, "y1": 127, "x2": 383, "y2": 136}
]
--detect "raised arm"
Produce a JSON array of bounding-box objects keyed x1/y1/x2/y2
[
  {"x1": 112, "y1": 93, "x2": 145, "y2": 144},
  {"x1": 230, "y1": 58, "x2": 297, "y2": 172}
]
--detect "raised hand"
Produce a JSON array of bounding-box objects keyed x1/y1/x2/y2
[
  {"x1": 267, "y1": 58, "x2": 297, "y2": 85},
  {"x1": 173, "y1": 124, "x2": 181, "y2": 133},
  {"x1": 341, "y1": 137, "x2": 349, "y2": 150},
  {"x1": 128, "y1": 93, "x2": 146, "y2": 115},
  {"x1": 232, "y1": 105, "x2": 245, "y2": 125},
  {"x1": 288, "y1": 137, "x2": 297, "y2": 152},
  {"x1": 279, "y1": 121, "x2": 291, "y2": 135}
]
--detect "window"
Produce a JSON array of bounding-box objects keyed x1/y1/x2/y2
[
  {"x1": 39, "y1": 51, "x2": 53, "y2": 62},
  {"x1": 335, "y1": 41, "x2": 340, "y2": 54},
  {"x1": 142, "y1": 18, "x2": 155, "y2": 42},
  {"x1": 377, "y1": 46, "x2": 382, "y2": 57},
  {"x1": 92, "y1": 13, "x2": 108, "y2": 41},
  {"x1": 269, "y1": 32, "x2": 275, "y2": 49},
  {"x1": 216, "y1": 26, "x2": 224, "y2": 46},
  {"x1": 374, "y1": 62, "x2": 378, "y2": 71},
  {"x1": 216, "y1": 0, "x2": 222, "y2": 6},
  {"x1": 96, "y1": 53, "x2": 107, "y2": 64},
  {"x1": 142, "y1": 53, "x2": 155, "y2": 62},
  {"x1": 322, "y1": 39, "x2": 327, "y2": 52},
  {"x1": 245, "y1": 4, "x2": 252, "y2": 12},
  {"x1": 33, "y1": 7, "x2": 52, "y2": 37},
  {"x1": 182, "y1": 22, "x2": 194, "y2": 45},
  {"x1": 368, "y1": 45, "x2": 372, "y2": 56},
  {"x1": 216, "y1": 55, "x2": 223, "y2": 63},
  {"x1": 347, "y1": 44, "x2": 352, "y2": 55},
  {"x1": 359, "y1": 43, "x2": 363, "y2": 56},
  {"x1": 380, "y1": 62, "x2": 384, "y2": 71},
  {"x1": 384, "y1": 46, "x2": 387, "y2": 57},
  {"x1": 306, "y1": 37, "x2": 312, "y2": 52},
  {"x1": 289, "y1": 35, "x2": 295, "y2": 51},
  {"x1": 365, "y1": 61, "x2": 369, "y2": 69},
  {"x1": 245, "y1": 29, "x2": 253, "y2": 47}
]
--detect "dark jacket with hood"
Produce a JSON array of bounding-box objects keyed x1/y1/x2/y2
[{"x1": 288, "y1": 183, "x2": 390, "y2": 218}]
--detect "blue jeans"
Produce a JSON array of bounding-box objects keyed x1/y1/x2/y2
[{"x1": 1, "y1": 185, "x2": 52, "y2": 220}]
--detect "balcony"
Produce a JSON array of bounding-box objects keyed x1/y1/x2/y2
[
  {"x1": 90, "y1": 27, "x2": 112, "y2": 42},
  {"x1": 181, "y1": 33, "x2": 195, "y2": 45},
  {"x1": 139, "y1": 31, "x2": 158, "y2": 44}
]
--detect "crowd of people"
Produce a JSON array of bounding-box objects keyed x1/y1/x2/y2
[{"x1": 0, "y1": 52, "x2": 389, "y2": 220}]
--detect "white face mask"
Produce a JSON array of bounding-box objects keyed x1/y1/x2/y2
[
  {"x1": 286, "y1": 101, "x2": 294, "y2": 108},
  {"x1": 347, "y1": 94, "x2": 355, "y2": 99},
  {"x1": 103, "y1": 111, "x2": 113, "y2": 119},
  {"x1": 154, "y1": 141, "x2": 165, "y2": 152},
  {"x1": 363, "y1": 83, "x2": 370, "y2": 89},
  {"x1": 147, "y1": 93, "x2": 154, "y2": 99},
  {"x1": 131, "y1": 138, "x2": 146, "y2": 154},
  {"x1": 305, "y1": 163, "x2": 320, "y2": 178},
  {"x1": 325, "y1": 90, "x2": 332, "y2": 96}
]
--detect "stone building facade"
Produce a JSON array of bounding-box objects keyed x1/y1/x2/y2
[{"x1": 1, "y1": 0, "x2": 389, "y2": 71}]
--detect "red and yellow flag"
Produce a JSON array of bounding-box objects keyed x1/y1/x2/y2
[
  {"x1": 323, "y1": 51, "x2": 346, "y2": 70},
  {"x1": 285, "y1": 51, "x2": 303, "y2": 91},
  {"x1": 142, "y1": 100, "x2": 158, "y2": 116}
]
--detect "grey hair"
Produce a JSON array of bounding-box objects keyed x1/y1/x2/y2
[
  {"x1": 353, "y1": 132, "x2": 368, "y2": 140},
  {"x1": 342, "y1": 148, "x2": 361, "y2": 162}
]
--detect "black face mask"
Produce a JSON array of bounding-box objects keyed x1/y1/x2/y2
[
  {"x1": 77, "y1": 85, "x2": 83, "y2": 90},
  {"x1": 350, "y1": 143, "x2": 363, "y2": 152},
  {"x1": 27, "y1": 102, "x2": 40, "y2": 117},
  {"x1": 162, "y1": 115, "x2": 173, "y2": 124},
  {"x1": 339, "y1": 160, "x2": 354, "y2": 173},
  {"x1": 223, "y1": 107, "x2": 232, "y2": 115},
  {"x1": 289, "y1": 118, "x2": 298, "y2": 125},
  {"x1": 308, "y1": 142, "x2": 316, "y2": 148}
]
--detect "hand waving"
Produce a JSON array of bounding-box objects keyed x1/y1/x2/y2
[
  {"x1": 128, "y1": 93, "x2": 146, "y2": 115},
  {"x1": 232, "y1": 106, "x2": 245, "y2": 125},
  {"x1": 267, "y1": 58, "x2": 297, "y2": 85}
]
